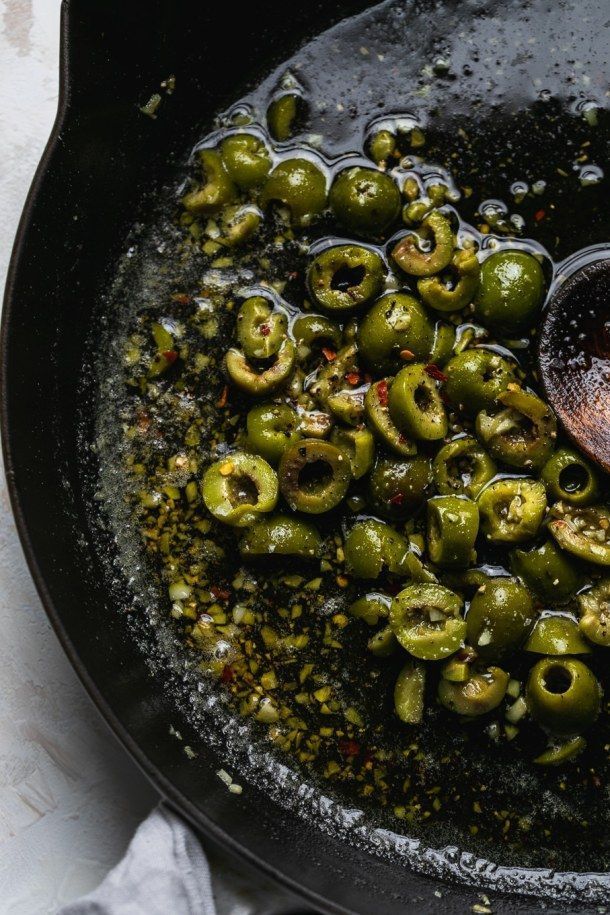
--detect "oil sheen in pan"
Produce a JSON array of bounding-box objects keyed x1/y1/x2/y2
[{"x1": 91, "y1": 0, "x2": 610, "y2": 901}]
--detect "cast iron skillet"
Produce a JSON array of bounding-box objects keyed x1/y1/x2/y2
[{"x1": 2, "y1": 1, "x2": 610, "y2": 912}]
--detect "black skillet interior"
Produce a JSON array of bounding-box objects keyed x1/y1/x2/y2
[{"x1": 3, "y1": 1, "x2": 610, "y2": 912}]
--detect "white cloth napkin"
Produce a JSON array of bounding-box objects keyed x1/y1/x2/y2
[{"x1": 58, "y1": 804, "x2": 307, "y2": 915}]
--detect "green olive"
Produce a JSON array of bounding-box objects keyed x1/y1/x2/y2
[
  {"x1": 466, "y1": 577, "x2": 535, "y2": 660},
  {"x1": 292, "y1": 314, "x2": 341, "y2": 361},
  {"x1": 444, "y1": 349, "x2": 517, "y2": 415},
  {"x1": 219, "y1": 133, "x2": 271, "y2": 188},
  {"x1": 429, "y1": 321, "x2": 456, "y2": 366},
  {"x1": 510, "y1": 539, "x2": 582, "y2": 604},
  {"x1": 363, "y1": 379, "x2": 417, "y2": 457},
  {"x1": 261, "y1": 158, "x2": 327, "y2": 226},
  {"x1": 432, "y1": 436, "x2": 496, "y2": 500},
  {"x1": 239, "y1": 514, "x2": 321, "y2": 557},
  {"x1": 246, "y1": 403, "x2": 302, "y2": 464},
  {"x1": 236, "y1": 296, "x2": 287, "y2": 360},
  {"x1": 394, "y1": 661, "x2": 426, "y2": 724},
  {"x1": 540, "y1": 447, "x2": 600, "y2": 507},
  {"x1": 182, "y1": 148, "x2": 237, "y2": 214},
  {"x1": 525, "y1": 614, "x2": 591, "y2": 655},
  {"x1": 225, "y1": 338, "x2": 296, "y2": 395},
  {"x1": 367, "y1": 625, "x2": 399, "y2": 657},
  {"x1": 201, "y1": 452, "x2": 278, "y2": 526},
  {"x1": 220, "y1": 204, "x2": 262, "y2": 247},
  {"x1": 438, "y1": 665, "x2": 509, "y2": 716},
  {"x1": 476, "y1": 388, "x2": 557, "y2": 471},
  {"x1": 368, "y1": 455, "x2": 432, "y2": 520},
  {"x1": 267, "y1": 93, "x2": 301, "y2": 142},
  {"x1": 348, "y1": 592, "x2": 392, "y2": 625},
  {"x1": 477, "y1": 478, "x2": 547, "y2": 543},
  {"x1": 309, "y1": 343, "x2": 364, "y2": 426},
  {"x1": 278, "y1": 439, "x2": 351, "y2": 513},
  {"x1": 534, "y1": 736, "x2": 587, "y2": 766},
  {"x1": 390, "y1": 583, "x2": 465, "y2": 660},
  {"x1": 298, "y1": 408, "x2": 334, "y2": 440},
  {"x1": 417, "y1": 248, "x2": 480, "y2": 312},
  {"x1": 330, "y1": 426, "x2": 375, "y2": 479},
  {"x1": 473, "y1": 250, "x2": 545, "y2": 334},
  {"x1": 578, "y1": 579, "x2": 610, "y2": 647},
  {"x1": 427, "y1": 496, "x2": 479, "y2": 568},
  {"x1": 388, "y1": 363, "x2": 448, "y2": 441},
  {"x1": 357, "y1": 293, "x2": 435, "y2": 374},
  {"x1": 549, "y1": 502, "x2": 610, "y2": 566},
  {"x1": 329, "y1": 165, "x2": 401, "y2": 237},
  {"x1": 526, "y1": 657, "x2": 601, "y2": 736},
  {"x1": 392, "y1": 211, "x2": 454, "y2": 277},
  {"x1": 344, "y1": 520, "x2": 411, "y2": 578},
  {"x1": 307, "y1": 245, "x2": 385, "y2": 314}
]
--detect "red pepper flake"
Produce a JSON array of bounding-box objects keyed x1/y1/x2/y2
[
  {"x1": 345, "y1": 372, "x2": 360, "y2": 386},
  {"x1": 389, "y1": 492, "x2": 405, "y2": 506},
  {"x1": 220, "y1": 665, "x2": 235, "y2": 683},
  {"x1": 400, "y1": 348, "x2": 415, "y2": 360},
  {"x1": 171, "y1": 293, "x2": 192, "y2": 304},
  {"x1": 211, "y1": 586, "x2": 230, "y2": 601},
  {"x1": 425, "y1": 363, "x2": 447, "y2": 382},
  {"x1": 216, "y1": 385, "x2": 229, "y2": 408},
  {"x1": 377, "y1": 380, "x2": 389, "y2": 406},
  {"x1": 338, "y1": 738, "x2": 361, "y2": 757},
  {"x1": 534, "y1": 209, "x2": 546, "y2": 222},
  {"x1": 322, "y1": 347, "x2": 337, "y2": 362},
  {"x1": 162, "y1": 350, "x2": 179, "y2": 365},
  {"x1": 260, "y1": 324, "x2": 271, "y2": 337}
]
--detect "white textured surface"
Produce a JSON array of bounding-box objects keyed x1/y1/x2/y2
[{"x1": 0, "y1": 1, "x2": 160, "y2": 911}]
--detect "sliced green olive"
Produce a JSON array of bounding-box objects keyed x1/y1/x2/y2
[
  {"x1": 261, "y1": 158, "x2": 327, "y2": 226},
  {"x1": 292, "y1": 314, "x2": 341, "y2": 361},
  {"x1": 307, "y1": 244, "x2": 385, "y2": 314},
  {"x1": 549, "y1": 502, "x2": 610, "y2": 567},
  {"x1": 225, "y1": 338, "x2": 296, "y2": 395},
  {"x1": 348, "y1": 592, "x2": 391, "y2": 625},
  {"x1": 367, "y1": 129, "x2": 397, "y2": 164},
  {"x1": 466, "y1": 577, "x2": 535, "y2": 661},
  {"x1": 367, "y1": 625, "x2": 399, "y2": 657},
  {"x1": 267, "y1": 92, "x2": 301, "y2": 141},
  {"x1": 297, "y1": 408, "x2": 334, "y2": 440},
  {"x1": 278, "y1": 439, "x2": 351, "y2": 513},
  {"x1": 344, "y1": 520, "x2": 411, "y2": 578},
  {"x1": 368, "y1": 455, "x2": 432, "y2": 520},
  {"x1": 219, "y1": 133, "x2": 271, "y2": 189},
  {"x1": 202, "y1": 452, "x2": 278, "y2": 526},
  {"x1": 394, "y1": 661, "x2": 426, "y2": 725},
  {"x1": 239, "y1": 514, "x2": 321, "y2": 558},
  {"x1": 388, "y1": 363, "x2": 448, "y2": 441},
  {"x1": 183, "y1": 148, "x2": 237, "y2": 214},
  {"x1": 357, "y1": 292, "x2": 434, "y2": 374},
  {"x1": 220, "y1": 204, "x2": 262, "y2": 247},
  {"x1": 534, "y1": 736, "x2": 587, "y2": 766},
  {"x1": 578, "y1": 579, "x2": 610, "y2": 647},
  {"x1": 427, "y1": 496, "x2": 479, "y2": 568},
  {"x1": 477, "y1": 478, "x2": 547, "y2": 544},
  {"x1": 525, "y1": 614, "x2": 591, "y2": 655},
  {"x1": 390, "y1": 583, "x2": 465, "y2": 661},
  {"x1": 438, "y1": 665, "x2": 509, "y2": 716},
  {"x1": 364, "y1": 379, "x2": 417, "y2": 457},
  {"x1": 432, "y1": 436, "x2": 496, "y2": 500},
  {"x1": 330, "y1": 426, "x2": 375, "y2": 479},
  {"x1": 392, "y1": 211, "x2": 454, "y2": 277},
  {"x1": 429, "y1": 321, "x2": 456, "y2": 366},
  {"x1": 444, "y1": 349, "x2": 517, "y2": 416},
  {"x1": 540, "y1": 447, "x2": 600, "y2": 507},
  {"x1": 526, "y1": 657, "x2": 601, "y2": 736},
  {"x1": 310, "y1": 344, "x2": 364, "y2": 426},
  {"x1": 236, "y1": 296, "x2": 287, "y2": 359},
  {"x1": 476, "y1": 388, "x2": 557, "y2": 471},
  {"x1": 246, "y1": 402, "x2": 302, "y2": 464},
  {"x1": 417, "y1": 248, "x2": 480, "y2": 312},
  {"x1": 510, "y1": 539, "x2": 583, "y2": 604}
]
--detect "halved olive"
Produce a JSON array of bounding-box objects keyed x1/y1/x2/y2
[
  {"x1": 476, "y1": 388, "x2": 557, "y2": 471},
  {"x1": 278, "y1": 439, "x2": 351, "y2": 513},
  {"x1": 477, "y1": 478, "x2": 547, "y2": 544},
  {"x1": 432, "y1": 436, "x2": 496, "y2": 500},
  {"x1": 390, "y1": 583, "x2": 465, "y2": 660},
  {"x1": 510, "y1": 539, "x2": 582, "y2": 604},
  {"x1": 183, "y1": 148, "x2": 237, "y2": 214},
  {"x1": 438, "y1": 665, "x2": 509, "y2": 716},
  {"x1": 239, "y1": 514, "x2": 321, "y2": 557},
  {"x1": 202, "y1": 452, "x2": 278, "y2": 526},
  {"x1": 307, "y1": 245, "x2": 385, "y2": 314},
  {"x1": 525, "y1": 614, "x2": 591, "y2": 655},
  {"x1": 344, "y1": 520, "x2": 411, "y2": 578},
  {"x1": 549, "y1": 502, "x2": 610, "y2": 566}
]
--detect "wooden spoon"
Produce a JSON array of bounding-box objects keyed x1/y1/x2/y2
[{"x1": 538, "y1": 259, "x2": 610, "y2": 473}]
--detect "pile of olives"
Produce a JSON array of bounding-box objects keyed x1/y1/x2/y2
[{"x1": 185, "y1": 109, "x2": 610, "y2": 766}]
